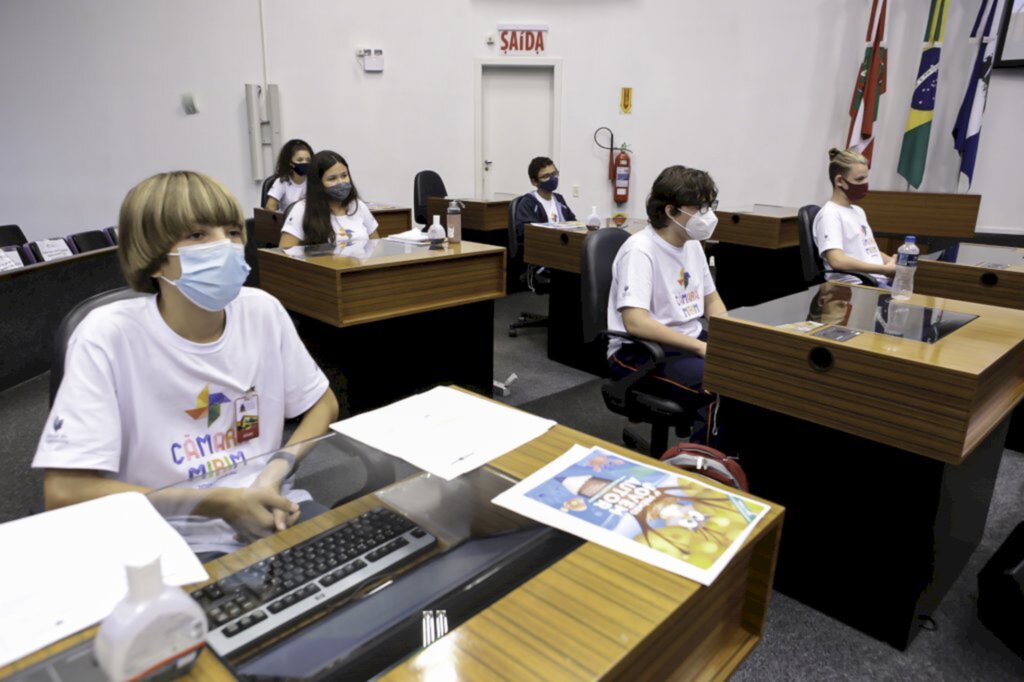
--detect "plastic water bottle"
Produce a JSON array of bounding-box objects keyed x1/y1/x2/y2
[
  {"x1": 446, "y1": 200, "x2": 462, "y2": 243},
  {"x1": 586, "y1": 206, "x2": 601, "y2": 231},
  {"x1": 891, "y1": 236, "x2": 920, "y2": 301}
]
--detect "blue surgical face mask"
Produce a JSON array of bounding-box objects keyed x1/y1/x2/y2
[
  {"x1": 161, "y1": 239, "x2": 251, "y2": 311},
  {"x1": 292, "y1": 162, "x2": 309, "y2": 176}
]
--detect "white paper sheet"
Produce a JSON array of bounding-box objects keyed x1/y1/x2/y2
[
  {"x1": 385, "y1": 229, "x2": 431, "y2": 245},
  {"x1": 0, "y1": 250, "x2": 22, "y2": 272},
  {"x1": 0, "y1": 492, "x2": 208, "y2": 668},
  {"x1": 35, "y1": 238, "x2": 73, "y2": 262},
  {"x1": 330, "y1": 386, "x2": 556, "y2": 480}
]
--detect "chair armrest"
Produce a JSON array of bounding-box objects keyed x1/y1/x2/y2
[
  {"x1": 816, "y1": 269, "x2": 879, "y2": 287},
  {"x1": 597, "y1": 330, "x2": 668, "y2": 404}
]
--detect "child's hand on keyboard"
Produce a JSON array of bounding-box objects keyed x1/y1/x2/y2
[
  {"x1": 253, "y1": 457, "x2": 303, "y2": 532},
  {"x1": 215, "y1": 487, "x2": 300, "y2": 542}
]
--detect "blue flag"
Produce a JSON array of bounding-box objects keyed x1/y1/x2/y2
[{"x1": 952, "y1": 0, "x2": 1005, "y2": 188}]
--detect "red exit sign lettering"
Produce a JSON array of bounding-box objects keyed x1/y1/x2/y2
[{"x1": 497, "y1": 24, "x2": 548, "y2": 54}]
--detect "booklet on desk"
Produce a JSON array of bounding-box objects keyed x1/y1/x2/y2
[
  {"x1": 385, "y1": 229, "x2": 431, "y2": 245},
  {"x1": 492, "y1": 445, "x2": 770, "y2": 585}
]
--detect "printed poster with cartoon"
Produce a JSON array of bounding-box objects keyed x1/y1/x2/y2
[{"x1": 492, "y1": 445, "x2": 770, "y2": 585}]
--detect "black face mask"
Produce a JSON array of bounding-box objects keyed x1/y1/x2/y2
[
  {"x1": 292, "y1": 163, "x2": 309, "y2": 176},
  {"x1": 538, "y1": 175, "x2": 559, "y2": 193}
]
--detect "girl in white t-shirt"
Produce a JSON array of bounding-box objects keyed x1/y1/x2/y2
[
  {"x1": 812, "y1": 147, "x2": 896, "y2": 285},
  {"x1": 264, "y1": 138, "x2": 313, "y2": 213},
  {"x1": 606, "y1": 165, "x2": 726, "y2": 444},
  {"x1": 279, "y1": 150, "x2": 379, "y2": 248},
  {"x1": 34, "y1": 171, "x2": 339, "y2": 555}
]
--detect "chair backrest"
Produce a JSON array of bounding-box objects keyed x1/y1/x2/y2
[
  {"x1": 580, "y1": 228, "x2": 631, "y2": 343},
  {"x1": 244, "y1": 217, "x2": 259, "y2": 287},
  {"x1": 104, "y1": 226, "x2": 118, "y2": 245},
  {"x1": 70, "y1": 229, "x2": 115, "y2": 254},
  {"x1": 261, "y1": 175, "x2": 277, "y2": 208},
  {"x1": 506, "y1": 195, "x2": 526, "y2": 260},
  {"x1": 0, "y1": 224, "x2": 26, "y2": 248},
  {"x1": 50, "y1": 287, "x2": 146, "y2": 404},
  {"x1": 797, "y1": 204, "x2": 823, "y2": 283},
  {"x1": 413, "y1": 170, "x2": 447, "y2": 226}
]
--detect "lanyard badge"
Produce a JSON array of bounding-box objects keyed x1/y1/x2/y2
[{"x1": 234, "y1": 388, "x2": 260, "y2": 443}]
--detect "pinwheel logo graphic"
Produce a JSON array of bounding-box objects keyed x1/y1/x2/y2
[{"x1": 185, "y1": 385, "x2": 231, "y2": 426}]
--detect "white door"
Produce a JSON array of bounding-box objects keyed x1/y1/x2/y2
[{"x1": 480, "y1": 65, "x2": 555, "y2": 200}]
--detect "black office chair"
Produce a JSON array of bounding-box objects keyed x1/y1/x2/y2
[
  {"x1": 69, "y1": 229, "x2": 115, "y2": 253},
  {"x1": 261, "y1": 175, "x2": 277, "y2": 208},
  {"x1": 798, "y1": 204, "x2": 878, "y2": 287},
  {"x1": 581, "y1": 229, "x2": 702, "y2": 456},
  {"x1": 103, "y1": 226, "x2": 118, "y2": 245},
  {"x1": 0, "y1": 224, "x2": 26, "y2": 248},
  {"x1": 50, "y1": 288, "x2": 146, "y2": 405},
  {"x1": 244, "y1": 217, "x2": 260, "y2": 287},
  {"x1": 507, "y1": 195, "x2": 549, "y2": 337},
  {"x1": 413, "y1": 170, "x2": 447, "y2": 228}
]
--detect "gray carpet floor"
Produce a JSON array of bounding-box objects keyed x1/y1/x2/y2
[{"x1": 5, "y1": 291, "x2": 1023, "y2": 679}]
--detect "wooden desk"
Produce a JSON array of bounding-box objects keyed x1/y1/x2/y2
[
  {"x1": 704, "y1": 285, "x2": 1024, "y2": 648},
  {"x1": 857, "y1": 190, "x2": 981, "y2": 239},
  {"x1": 709, "y1": 206, "x2": 807, "y2": 309},
  {"x1": 915, "y1": 244, "x2": 1024, "y2": 312},
  {"x1": 253, "y1": 205, "x2": 413, "y2": 246},
  {"x1": 523, "y1": 223, "x2": 644, "y2": 373},
  {"x1": 2, "y1": 420, "x2": 784, "y2": 681},
  {"x1": 258, "y1": 241, "x2": 506, "y2": 413},
  {"x1": 426, "y1": 197, "x2": 511, "y2": 232}
]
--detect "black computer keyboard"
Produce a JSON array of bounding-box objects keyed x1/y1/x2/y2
[{"x1": 190, "y1": 507, "x2": 437, "y2": 660}]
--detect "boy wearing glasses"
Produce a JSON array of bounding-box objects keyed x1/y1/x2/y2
[
  {"x1": 606, "y1": 166, "x2": 725, "y2": 444},
  {"x1": 514, "y1": 157, "x2": 577, "y2": 235}
]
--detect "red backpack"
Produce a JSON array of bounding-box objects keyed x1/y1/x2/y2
[{"x1": 660, "y1": 443, "x2": 749, "y2": 492}]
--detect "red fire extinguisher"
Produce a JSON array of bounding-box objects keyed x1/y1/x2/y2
[{"x1": 613, "y1": 146, "x2": 631, "y2": 205}]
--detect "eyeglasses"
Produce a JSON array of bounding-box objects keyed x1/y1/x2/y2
[
  {"x1": 537, "y1": 171, "x2": 559, "y2": 182},
  {"x1": 676, "y1": 200, "x2": 718, "y2": 215}
]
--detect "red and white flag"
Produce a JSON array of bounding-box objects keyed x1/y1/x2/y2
[{"x1": 847, "y1": 0, "x2": 889, "y2": 163}]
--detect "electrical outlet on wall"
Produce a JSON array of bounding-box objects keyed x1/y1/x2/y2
[{"x1": 572, "y1": 184, "x2": 580, "y2": 197}]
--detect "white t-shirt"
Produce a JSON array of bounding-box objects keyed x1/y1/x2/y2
[
  {"x1": 533, "y1": 191, "x2": 564, "y2": 223},
  {"x1": 281, "y1": 199, "x2": 379, "y2": 245},
  {"x1": 813, "y1": 201, "x2": 887, "y2": 284},
  {"x1": 606, "y1": 225, "x2": 716, "y2": 357},
  {"x1": 267, "y1": 176, "x2": 307, "y2": 214},
  {"x1": 33, "y1": 288, "x2": 330, "y2": 553}
]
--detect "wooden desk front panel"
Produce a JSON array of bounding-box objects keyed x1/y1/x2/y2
[
  {"x1": 371, "y1": 208, "x2": 412, "y2": 237},
  {"x1": 857, "y1": 191, "x2": 981, "y2": 238},
  {"x1": 523, "y1": 225, "x2": 588, "y2": 273},
  {"x1": 714, "y1": 212, "x2": 799, "y2": 249},
  {"x1": 916, "y1": 260, "x2": 1024, "y2": 311},
  {"x1": 704, "y1": 305, "x2": 1024, "y2": 463},
  {"x1": 259, "y1": 248, "x2": 505, "y2": 327},
  {"x1": 337, "y1": 252, "x2": 505, "y2": 326},
  {"x1": 426, "y1": 198, "x2": 511, "y2": 232}
]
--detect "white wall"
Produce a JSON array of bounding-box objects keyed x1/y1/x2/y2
[{"x1": 2, "y1": 0, "x2": 1021, "y2": 241}]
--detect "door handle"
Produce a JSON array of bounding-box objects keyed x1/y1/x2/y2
[{"x1": 483, "y1": 160, "x2": 493, "y2": 171}]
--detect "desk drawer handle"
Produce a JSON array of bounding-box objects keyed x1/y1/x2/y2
[
  {"x1": 980, "y1": 272, "x2": 999, "y2": 287},
  {"x1": 560, "y1": 233, "x2": 569, "y2": 245},
  {"x1": 808, "y1": 346, "x2": 834, "y2": 372}
]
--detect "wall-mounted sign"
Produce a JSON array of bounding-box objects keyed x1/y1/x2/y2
[
  {"x1": 620, "y1": 87, "x2": 633, "y2": 114},
  {"x1": 497, "y1": 24, "x2": 548, "y2": 54}
]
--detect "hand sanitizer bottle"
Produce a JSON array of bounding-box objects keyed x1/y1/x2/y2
[
  {"x1": 586, "y1": 206, "x2": 602, "y2": 230},
  {"x1": 427, "y1": 215, "x2": 446, "y2": 249},
  {"x1": 94, "y1": 554, "x2": 207, "y2": 681}
]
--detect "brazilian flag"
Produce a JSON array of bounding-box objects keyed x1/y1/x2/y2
[{"x1": 897, "y1": 0, "x2": 949, "y2": 188}]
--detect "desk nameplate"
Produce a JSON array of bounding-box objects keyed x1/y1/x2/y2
[{"x1": 705, "y1": 288, "x2": 1024, "y2": 463}]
